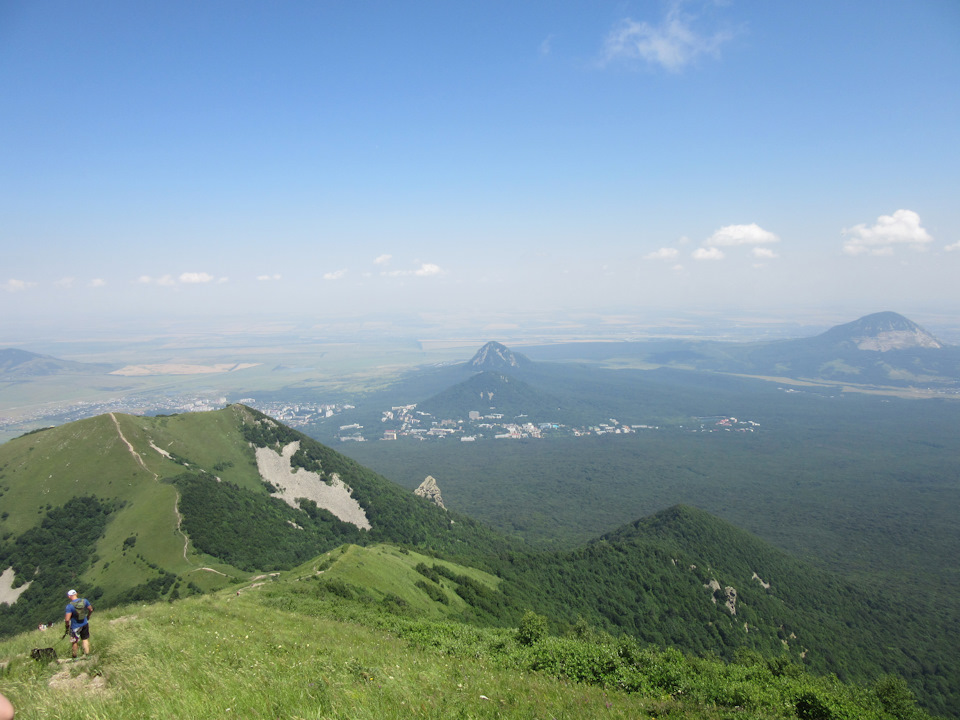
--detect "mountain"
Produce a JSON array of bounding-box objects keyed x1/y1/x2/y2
[
  {"x1": 0, "y1": 405, "x2": 511, "y2": 635},
  {"x1": 742, "y1": 311, "x2": 959, "y2": 385},
  {"x1": 0, "y1": 348, "x2": 115, "y2": 378},
  {"x1": 615, "y1": 312, "x2": 960, "y2": 389},
  {"x1": 416, "y1": 370, "x2": 562, "y2": 420},
  {"x1": 468, "y1": 341, "x2": 532, "y2": 370},
  {"x1": 498, "y1": 504, "x2": 957, "y2": 708},
  {"x1": 814, "y1": 310, "x2": 943, "y2": 351}
]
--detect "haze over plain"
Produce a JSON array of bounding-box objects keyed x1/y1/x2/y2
[{"x1": 1, "y1": 1, "x2": 959, "y2": 344}]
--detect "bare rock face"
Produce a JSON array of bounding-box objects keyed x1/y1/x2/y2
[
  {"x1": 853, "y1": 329, "x2": 942, "y2": 351},
  {"x1": 724, "y1": 586, "x2": 738, "y2": 615},
  {"x1": 415, "y1": 475, "x2": 446, "y2": 509},
  {"x1": 255, "y1": 441, "x2": 371, "y2": 530}
]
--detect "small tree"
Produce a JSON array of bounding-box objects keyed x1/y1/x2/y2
[
  {"x1": 516, "y1": 610, "x2": 548, "y2": 646},
  {"x1": 874, "y1": 675, "x2": 921, "y2": 720}
]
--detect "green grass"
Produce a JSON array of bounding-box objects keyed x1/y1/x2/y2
[
  {"x1": 0, "y1": 580, "x2": 931, "y2": 720},
  {"x1": 0, "y1": 593, "x2": 662, "y2": 719},
  {"x1": 289, "y1": 544, "x2": 500, "y2": 619}
]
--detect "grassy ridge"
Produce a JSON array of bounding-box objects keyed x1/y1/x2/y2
[
  {"x1": 0, "y1": 573, "x2": 933, "y2": 720},
  {"x1": 297, "y1": 544, "x2": 501, "y2": 619}
]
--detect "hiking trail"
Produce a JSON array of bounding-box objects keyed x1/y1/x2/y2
[{"x1": 109, "y1": 413, "x2": 192, "y2": 563}]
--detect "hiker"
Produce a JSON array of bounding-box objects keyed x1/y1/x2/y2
[
  {"x1": 0, "y1": 691, "x2": 13, "y2": 720},
  {"x1": 64, "y1": 589, "x2": 93, "y2": 658}
]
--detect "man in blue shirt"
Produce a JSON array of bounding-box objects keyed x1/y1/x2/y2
[{"x1": 64, "y1": 589, "x2": 93, "y2": 658}]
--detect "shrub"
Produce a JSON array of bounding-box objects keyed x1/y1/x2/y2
[
  {"x1": 794, "y1": 687, "x2": 856, "y2": 720},
  {"x1": 875, "y1": 675, "x2": 921, "y2": 720},
  {"x1": 516, "y1": 610, "x2": 548, "y2": 646}
]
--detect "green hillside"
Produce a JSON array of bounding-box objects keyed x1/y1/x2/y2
[
  {"x1": 0, "y1": 567, "x2": 936, "y2": 720},
  {"x1": 0, "y1": 406, "x2": 955, "y2": 715},
  {"x1": 0, "y1": 405, "x2": 513, "y2": 637},
  {"x1": 417, "y1": 370, "x2": 564, "y2": 420}
]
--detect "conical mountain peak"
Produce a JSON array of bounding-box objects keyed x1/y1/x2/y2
[{"x1": 468, "y1": 341, "x2": 531, "y2": 369}]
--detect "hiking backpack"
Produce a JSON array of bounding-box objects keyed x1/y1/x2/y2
[{"x1": 70, "y1": 599, "x2": 88, "y2": 623}]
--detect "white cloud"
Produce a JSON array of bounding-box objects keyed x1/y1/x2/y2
[
  {"x1": 382, "y1": 262, "x2": 445, "y2": 278},
  {"x1": 706, "y1": 223, "x2": 780, "y2": 247},
  {"x1": 89, "y1": 278, "x2": 106, "y2": 288},
  {"x1": 602, "y1": 1, "x2": 733, "y2": 72},
  {"x1": 644, "y1": 247, "x2": 680, "y2": 260},
  {"x1": 140, "y1": 274, "x2": 177, "y2": 286},
  {"x1": 141, "y1": 272, "x2": 224, "y2": 285},
  {"x1": 842, "y1": 209, "x2": 933, "y2": 256},
  {"x1": 257, "y1": 274, "x2": 282, "y2": 281},
  {"x1": 373, "y1": 254, "x2": 392, "y2": 266},
  {"x1": 323, "y1": 269, "x2": 348, "y2": 281},
  {"x1": 3, "y1": 279, "x2": 35, "y2": 292},
  {"x1": 179, "y1": 272, "x2": 215, "y2": 284},
  {"x1": 414, "y1": 263, "x2": 442, "y2": 277},
  {"x1": 692, "y1": 247, "x2": 724, "y2": 261},
  {"x1": 690, "y1": 223, "x2": 779, "y2": 263},
  {"x1": 55, "y1": 277, "x2": 75, "y2": 288},
  {"x1": 945, "y1": 241, "x2": 960, "y2": 252}
]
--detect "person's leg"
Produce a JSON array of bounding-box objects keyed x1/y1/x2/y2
[
  {"x1": 0, "y1": 691, "x2": 14, "y2": 720},
  {"x1": 77, "y1": 625, "x2": 91, "y2": 656}
]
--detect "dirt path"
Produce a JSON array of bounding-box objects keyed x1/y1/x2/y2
[
  {"x1": 110, "y1": 412, "x2": 148, "y2": 471},
  {"x1": 109, "y1": 413, "x2": 192, "y2": 563}
]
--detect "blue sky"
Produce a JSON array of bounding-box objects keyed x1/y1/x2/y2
[{"x1": 2, "y1": 1, "x2": 959, "y2": 336}]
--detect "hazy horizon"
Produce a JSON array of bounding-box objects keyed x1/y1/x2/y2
[{"x1": 2, "y1": 1, "x2": 959, "y2": 341}]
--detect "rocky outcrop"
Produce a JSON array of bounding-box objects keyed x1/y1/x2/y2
[
  {"x1": 723, "y1": 586, "x2": 737, "y2": 615},
  {"x1": 704, "y1": 578, "x2": 738, "y2": 615},
  {"x1": 415, "y1": 475, "x2": 446, "y2": 509}
]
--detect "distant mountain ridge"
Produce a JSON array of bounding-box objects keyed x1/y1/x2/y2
[
  {"x1": 0, "y1": 348, "x2": 115, "y2": 378},
  {"x1": 613, "y1": 311, "x2": 960, "y2": 389}
]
